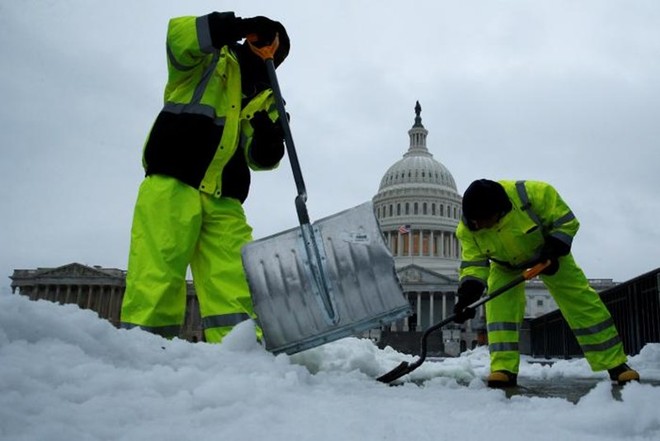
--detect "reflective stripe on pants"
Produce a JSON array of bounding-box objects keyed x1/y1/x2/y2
[{"x1": 486, "y1": 253, "x2": 627, "y2": 373}]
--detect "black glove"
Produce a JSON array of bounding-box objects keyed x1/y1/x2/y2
[
  {"x1": 249, "y1": 110, "x2": 285, "y2": 167},
  {"x1": 239, "y1": 16, "x2": 289, "y2": 67},
  {"x1": 538, "y1": 236, "x2": 571, "y2": 276},
  {"x1": 239, "y1": 16, "x2": 280, "y2": 43},
  {"x1": 453, "y1": 280, "x2": 486, "y2": 324},
  {"x1": 207, "y1": 13, "x2": 284, "y2": 50}
]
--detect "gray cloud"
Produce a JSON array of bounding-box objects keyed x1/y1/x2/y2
[{"x1": 2, "y1": 0, "x2": 659, "y2": 292}]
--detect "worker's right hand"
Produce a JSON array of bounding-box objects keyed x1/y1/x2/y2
[
  {"x1": 240, "y1": 16, "x2": 280, "y2": 43},
  {"x1": 538, "y1": 236, "x2": 570, "y2": 276},
  {"x1": 452, "y1": 280, "x2": 485, "y2": 324}
]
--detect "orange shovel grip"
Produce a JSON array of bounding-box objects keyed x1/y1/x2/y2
[
  {"x1": 524, "y1": 260, "x2": 552, "y2": 280},
  {"x1": 246, "y1": 33, "x2": 280, "y2": 61}
]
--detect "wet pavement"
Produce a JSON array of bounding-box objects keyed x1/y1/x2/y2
[
  {"x1": 503, "y1": 377, "x2": 660, "y2": 403},
  {"x1": 409, "y1": 358, "x2": 660, "y2": 402}
]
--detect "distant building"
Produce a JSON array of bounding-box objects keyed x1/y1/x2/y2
[
  {"x1": 10, "y1": 263, "x2": 203, "y2": 342},
  {"x1": 524, "y1": 278, "x2": 617, "y2": 318}
]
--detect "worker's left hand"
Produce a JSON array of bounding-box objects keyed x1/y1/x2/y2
[
  {"x1": 240, "y1": 16, "x2": 280, "y2": 43},
  {"x1": 452, "y1": 280, "x2": 485, "y2": 324}
]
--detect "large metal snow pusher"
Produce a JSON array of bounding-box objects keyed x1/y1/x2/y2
[
  {"x1": 242, "y1": 201, "x2": 411, "y2": 355},
  {"x1": 241, "y1": 35, "x2": 411, "y2": 355}
]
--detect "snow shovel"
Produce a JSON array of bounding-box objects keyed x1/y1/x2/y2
[
  {"x1": 241, "y1": 35, "x2": 411, "y2": 355},
  {"x1": 376, "y1": 261, "x2": 551, "y2": 383}
]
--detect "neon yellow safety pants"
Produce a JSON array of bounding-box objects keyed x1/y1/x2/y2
[
  {"x1": 485, "y1": 253, "x2": 627, "y2": 373},
  {"x1": 120, "y1": 175, "x2": 256, "y2": 343}
]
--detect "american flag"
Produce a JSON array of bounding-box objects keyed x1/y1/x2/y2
[{"x1": 398, "y1": 224, "x2": 411, "y2": 234}]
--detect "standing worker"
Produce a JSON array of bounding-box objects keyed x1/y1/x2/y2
[
  {"x1": 453, "y1": 179, "x2": 640, "y2": 387},
  {"x1": 121, "y1": 12, "x2": 290, "y2": 343}
]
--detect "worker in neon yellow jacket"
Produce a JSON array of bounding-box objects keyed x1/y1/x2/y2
[
  {"x1": 121, "y1": 12, "x2": 289, "y2": 343},
  {"x1": 454, "y1": 179, "x2": 640, "y2": 387}
]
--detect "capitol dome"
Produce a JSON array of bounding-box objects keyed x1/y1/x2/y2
[
  {"x1": 378, "y1": 104, "x2": 457, "y2": 193},
  {"x1": 372, "y1": 101, "x2": 462, "y2": 275},
  {"x1": 378, "y1": 152, "x2": 457, "y2": 193}
]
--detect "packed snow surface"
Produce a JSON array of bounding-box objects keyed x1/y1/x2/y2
[{"x1": 1, "y1": 294, "x2": 659, "y2": 441}]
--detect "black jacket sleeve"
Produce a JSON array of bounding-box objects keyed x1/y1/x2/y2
[{"x1": 207, "y1": 12, "x2": 244, "y2": 48}]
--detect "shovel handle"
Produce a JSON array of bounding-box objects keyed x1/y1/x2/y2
[
  {"x1": 522, "y1": 260, "x2": 550, "y2": 280},
  {"x1": 376, "y1": 260, "x2": 551, "y2": 383},
  {"x1": 467, "y1": 260, "x2": 551, "y2": 310},
  {"x1": 247, "y1": 33, "x2": 310, "y2": 225}
]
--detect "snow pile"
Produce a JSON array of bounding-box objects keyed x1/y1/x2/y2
[{"x1": 1, "y1": 293, "x2": 659, "y2": 441}]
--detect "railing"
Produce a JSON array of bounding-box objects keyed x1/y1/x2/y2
[{"x1": 530, "y1": 267, "x2": 660, "y2": 358}]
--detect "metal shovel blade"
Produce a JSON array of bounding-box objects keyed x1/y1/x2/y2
[
  {"x1": 242, "y1": 201, "x2": 411, "y2": 355},
  {"x1": 376, "y1": 361, "x2": 414, "y2": 383}
]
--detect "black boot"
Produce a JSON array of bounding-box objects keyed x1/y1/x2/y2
[{"x1": 608, "y1": 363, "x2": 640, "y2": 385}]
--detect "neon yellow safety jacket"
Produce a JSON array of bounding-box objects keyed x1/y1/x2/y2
[
  {"x1": 457, "y1": 180, "x2": 579, "y2": 285},
  {"x1": 142, "y1": 14, "x2": 281, "y2": 201}
]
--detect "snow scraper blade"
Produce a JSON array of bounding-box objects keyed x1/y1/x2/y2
[
  {"x1": 242, "y1": 201, "x2": 411, "y2": 355},
  {"x1": 376, "y1": 261, "x2": 551, "y2": 383},
  {"x1": 241, "y1": 35, "x2": 411, "y2": 355}
]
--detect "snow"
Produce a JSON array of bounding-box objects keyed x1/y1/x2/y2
[{"x1": 1, "y1": 293, "x2": 659, "y2": 441}]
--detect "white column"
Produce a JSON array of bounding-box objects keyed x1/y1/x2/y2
[
  {"x1": 429, "y1": 293, "x2": 435, "y2": 326},
  {"x1": 86, "y1": 285, "x2": 93, "y2": 309},
  {"x1": 416, "y1": 292, "x2": 422, "y2": 331},
  {"x1": 442, "y1": 292, "x2": 447, "y2": 320}
]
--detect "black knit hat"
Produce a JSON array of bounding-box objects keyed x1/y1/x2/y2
[{"x1": 462, "y1": 179, "x2": 512, "y2": 222}]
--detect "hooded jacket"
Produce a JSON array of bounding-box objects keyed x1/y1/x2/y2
[
  {"x1": 457, "y1": 180, "x2": 579, "y2": 286},
  {"x1": 142, "y1": 12, "x2": 285, "y2": 202}
]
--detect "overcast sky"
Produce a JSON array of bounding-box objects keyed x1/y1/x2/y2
[{"x1": 2, "y1": 0, "x2": 659, "y2": 292}]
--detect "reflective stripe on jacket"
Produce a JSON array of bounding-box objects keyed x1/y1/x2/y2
[{"x1": 457, "y1": 180, "x2": 579, "y2": 286}]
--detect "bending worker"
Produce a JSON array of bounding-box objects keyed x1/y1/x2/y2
[
  {"x1": 121, "y1": 12, "x2": 289, "y2": 342},
  {"x1": 453, "y1": 179, "x2": 640, "y2": 387}
]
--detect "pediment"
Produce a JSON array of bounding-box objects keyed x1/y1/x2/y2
[
  {"x1": 36, "y1": 263, "x2": 121, "y2": 279},
  {"x1": 397, "y1": 264, "x2": 458, "y2": 286}
]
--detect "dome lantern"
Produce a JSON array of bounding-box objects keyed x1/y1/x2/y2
[{"x1": 407, "y1": 100, "x2": 431, "y2": 157}]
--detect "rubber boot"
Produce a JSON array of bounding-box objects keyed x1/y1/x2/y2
[
  {"x1": 608, "y1": 363, "x2": 640, "y2": 385},
  {"x1": 487, "y1": 370, "x2": 518, "y2": 388}
]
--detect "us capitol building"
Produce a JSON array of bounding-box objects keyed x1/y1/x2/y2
[
  {"x1": 371, "y1": 102, "x2": 469, "y2": 354},
  {"x1": 9, "y1": 102, "x2": 616, "y2": 354}
]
